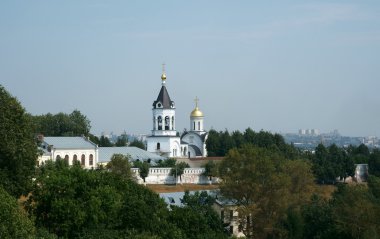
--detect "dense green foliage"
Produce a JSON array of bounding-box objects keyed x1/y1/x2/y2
[
  {"x1": 129, "y1": 139, "x2": 146, "y2": 150},
  {"x1": 133, "y1": 160, "x2": 150, "y2": 182},
  {"x1": 203, "y1": 160, "x2": 218, "y2": 181},
  {"x1": 217, "y1": 139, "x2": 380, "y2": 239},
  {"x1": 0, "y1": 85, "x2": 38, "y2": 197},
  {"x1": 115, "y1": 134, "x2": 128, "y2": 147},
  {"x1": 311, "y1": 144, "x2": 355, "y2": 183},
  {"x1": 26, "y1": 160, "x2": 227, "y2": 238},
  {"x1": 296, "y1": 182, "x2": 380, "y2": 239},
  {"x1": 0, "y1": 186, "x2": 35, "y2": 238},
  {"x1": 369, "y1": 149, "x2": 380, "y2": 177},
  {"x1": 31, "y1": 110, "x2": 91, "y2": 137},
  {"x1": 99, "y1": 135, "x2": 114, "y2": 147},
  {"x1": 106, "y1": 154, "x2": 133, "y2": 180},
  {"x1": 169, "y1": 191, "x2": 228, "y2": 239},
  {"x1": 219, "y1": 145, "x2": 315, "y2": 238},
  {"x1": 206, "y1": 128, "x2": 299, "y2": 158},
  {"x1": 310, "y1": 143, "x2": 379, "y2": 184},
  {"x1": 170, "y1": 161, "x2": 190, "y2": 183},
  {"x1": 156, "y1": 158, "x2": 177, "y2": 167}
]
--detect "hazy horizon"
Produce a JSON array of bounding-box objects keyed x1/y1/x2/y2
[{"x1": 1, "y1": 1, "x2": 379, "y2": 137}]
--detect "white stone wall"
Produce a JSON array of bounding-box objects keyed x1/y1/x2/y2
[{"x1": 132, "y1": 167, "x2": 214, "y2": 184}]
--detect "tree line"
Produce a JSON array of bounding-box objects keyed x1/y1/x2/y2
[
  {"x1": 29, "y1": 109, "x2": 145, "y2": 148},
  {"x1": 206, "y1": 128, "x2": 380, "y2": 185},
  {"x1": 206, "y1": 128, "x2": 300, "y2": 159},
  {"x1": 20, "y1": 159, "x2": 228, "y2": 239}
]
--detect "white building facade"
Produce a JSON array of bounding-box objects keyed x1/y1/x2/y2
[{"x1": 38, "y1": 136, "x2": 98, "y2": 169}]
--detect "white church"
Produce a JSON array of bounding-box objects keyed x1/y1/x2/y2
[{"x1": 146, "y1": 68, "x2": 208, "y2": 158}]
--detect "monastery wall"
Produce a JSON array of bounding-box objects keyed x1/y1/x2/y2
[{"x1": 132, "y1": 167, "x2": 217, "y2": 184}]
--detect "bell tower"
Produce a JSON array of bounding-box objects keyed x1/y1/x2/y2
[
  {"x1": 151, "y1": 64, "x2": 176, "y2": 136},
  {"x1": 146, "y1": 65, "x2": 181, "y2": 158}
]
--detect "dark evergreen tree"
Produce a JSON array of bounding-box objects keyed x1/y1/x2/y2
[
  {"x1": 0, "y1": 85, "x2": 38, "y2": 197},
  {"x1": 129, "y1": 139, "x2": 146, "y2": 150},
  {"x1": 99, "y1": 135, "x2": 113, "y2": 147}
]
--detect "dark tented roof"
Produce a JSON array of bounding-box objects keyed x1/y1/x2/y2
[{"x1": 153, "y1": 85, "x2": 174, "y2": 109}]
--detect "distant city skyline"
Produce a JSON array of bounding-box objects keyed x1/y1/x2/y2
[{"x1": 1, "y1": 1, "x2": 379, "y2": 137}]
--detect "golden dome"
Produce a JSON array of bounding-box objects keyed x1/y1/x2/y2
[
  {"x1": 191, "y1": 107, "x2": 204, "y2": 117},
  {"x1": 161, "y1": 73, "x2": 166, "y2": 81}
]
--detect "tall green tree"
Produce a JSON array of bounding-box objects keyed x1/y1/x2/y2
[
  {"x1": 129, "y1": 139, "x2": 145, "y2": 150},
  {"x1": 203, "y1": 160, "x2": 217, "y2": 182},
  {"x1": 312, "y1": 144, "x2": 355, "y2": 183},
  {"x1": 32, "y1": 110, "x2": 91, "y2": 137},
  {"x1": 301, "y1": 195, "x2": 336, "y2": 239},
  {"x1": 219, "y1": 145, "x2": 314, "y2": 238},
  {"x1": 205, "y1": 129, "x2": 221, "y2": 157},
  {"x1": 106, "y1": 154, "x2": 133, "y2": 180},
  {"x1": 0, "y1": 186, "x2": 35, "y2": 238},
  {"x1": 115, "y1": 134, "x2": 128, "y2": 147},
  {"x1": 0, "y1": 85, "x2": 38, "y2": 197},
  {"x1": 369, "y1": 149, "x2": 380, "y2": 177},
  {"x1": 99, "y1": 135, "x2": 113, "y2": 147},
  {"x1": 330, "y1": 184, "x2": 380, "y2": 239},
  {"x1": 133, "y1": 161, "x2": 150, "y2": 183},
  {"x1": 170, "y1": 162, "x2": 190, "y2": 183},
  {"x1": 169, "y1": 191, "x2": 228, "y2": 239}
]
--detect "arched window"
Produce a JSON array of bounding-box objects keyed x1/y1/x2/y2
[
  {"x1": 73, "y1": 154, "x2": 78, "y2": 163},
  {"x1": 198, "y1": 121, "x2": 201, "y2": 130},
  {"x1": 157, "y1": 142, "x2": 160, "y2": 150},
  {"x1": 56, "y1": 155, "x2": 61, "y2": 160},
  {"x1": 158, "y1": 116, "x2": 162, "y2": 130},
  {"x1": 165, "y1": 116, "x2": 170, "y2": 130},
  {"x1": 171, "y1": 116, "x2": 175, "y2": 130},
  {"x1": 81, "y1": 154, "x2": 85, "y2": 166},
  {"x1": 193, "y1": 121, "x2": 195, "y2": 130},
  {"x1": 64, "y1": 155, "x2": 69, "y2": 163},
  {"x1": 89, "y1": 154, "x2": 93, "y2": 166}
]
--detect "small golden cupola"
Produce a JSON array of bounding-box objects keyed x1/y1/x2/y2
[
  {"x1": 190, "y1": 97, "x2": 204, "y2": 117},
  {"x1": 161, "y1": 63, "x2": 167, "y2": 83},
  {"x1": 161, "y1": 72, "x2": 166, "y2": 81}
]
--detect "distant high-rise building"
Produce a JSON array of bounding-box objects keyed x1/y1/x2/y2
[{"x1": 311, "y1": 129, "x2": 320, "y2": 136}]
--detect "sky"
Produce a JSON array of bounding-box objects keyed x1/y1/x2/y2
[{"x1": 0, "y1": 1, "x2": 379, "y2": 137}]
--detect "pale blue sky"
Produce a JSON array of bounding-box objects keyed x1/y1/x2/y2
[{"x1": 1, "y1": 1, "x2": 379, "y2": 136}]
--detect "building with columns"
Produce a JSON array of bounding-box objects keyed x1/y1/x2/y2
[{"x1": 146, "y1": 68, "x2": 208, "y2": 158}]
